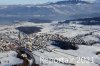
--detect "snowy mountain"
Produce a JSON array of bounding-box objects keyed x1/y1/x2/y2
[
  {"x1": 49, "y1": 0, "x2": 90, "y2": 5},
  {"x1": 0, "y1": 1, "x2": 100, "y2": 24}
]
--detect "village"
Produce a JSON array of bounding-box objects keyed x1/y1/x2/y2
[{"x1": 0, "y1": 22, "x2": 99, "y2": 66}]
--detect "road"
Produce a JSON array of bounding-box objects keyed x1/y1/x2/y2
[{"x1": 14, "y1": 47, "x2": 39, "y2": 66}]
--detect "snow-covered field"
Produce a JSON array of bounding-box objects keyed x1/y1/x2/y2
[
  {"x1": 0, "y1": 22, "x2": 100, "y2": 66},
  {"x1": 0, "y1": 51, "x2": 23, "y2": 66}
]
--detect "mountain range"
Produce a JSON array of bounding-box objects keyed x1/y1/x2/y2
[{"x1": 0, "y1": 0, "x2": 100, "y2": 24}]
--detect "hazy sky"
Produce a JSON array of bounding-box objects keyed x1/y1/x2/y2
[
  {"x1": 0, "y1": 0, "x2": 64, "y2": 5},
  {"x1": 0, "y1": 0, "x2": 97, "y2": 5}
]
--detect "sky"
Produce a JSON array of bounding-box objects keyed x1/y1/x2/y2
[{"x1": 0, "y1": 0, "x2": 97, "y2": 5}]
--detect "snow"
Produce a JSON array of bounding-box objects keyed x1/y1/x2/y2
[
  {"x1": 0, "y1": 51, "x2": 23, "y2": 66},
  {"x1": 33, "y1": 45, "x2": 100, "y2": 66},
  {"x1": 81, "y1": 35, "x2": 100, "y2": 42},
  {"x1": 0, "y1": 22, "x2": 100, "y2": 66}
]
